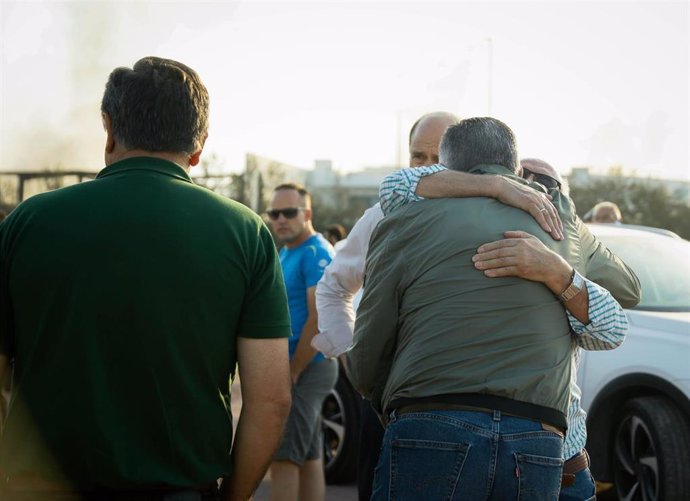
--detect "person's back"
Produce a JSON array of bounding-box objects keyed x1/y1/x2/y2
[
  {"x1": 362, "y1": 193, "x2": 572, "y2": 425},
  {"x1": 0, "y1": 57, "x2": 291, "y2": 500},
  {"x1": 0, "y1": 162, "x2": 275, "y2": 486}
]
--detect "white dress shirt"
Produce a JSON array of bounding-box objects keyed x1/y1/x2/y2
[{"x1": 312, "y1": 203, "x2": 383, "y2": 357}]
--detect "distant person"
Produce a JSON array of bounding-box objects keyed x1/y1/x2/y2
[
  {"x1": 379, "y1": 150, "x2": 640, "y2": 501},
  {"x1": 323, "y1": 223, "x2": 347, "y2": 248},
  {"x1": 313, "y1": 111, "x2": 562, "y2": 501},
  {"x1": 266, "y1": 183, "x2": 337, "y2": 501},
  {"x1": 0, "y1": 57, "x2": 293, "y2": 501},
  {"x1": 591, "y1": 201, "x2": 623, "y2": 224},
  {"x1": 350, "y1": 117, "x2": 638, "y2": 500}
]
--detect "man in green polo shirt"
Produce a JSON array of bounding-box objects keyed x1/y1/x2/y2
[{"x1": 0, "y1": 57, "x2": 292, "y2": 501}]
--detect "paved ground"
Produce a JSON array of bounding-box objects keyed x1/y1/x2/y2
[
  {"x1": 230, "y1": 378, "x2": 357, "y2": 500},
  {"x1": 253, "y1": 479, "x2": 356, "y2": 501}
]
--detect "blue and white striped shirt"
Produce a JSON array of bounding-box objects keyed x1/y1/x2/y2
[{"x1": 379, "y1": 165, "x2": 628, "y2": 460}]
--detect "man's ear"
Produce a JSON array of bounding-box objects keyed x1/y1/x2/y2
[
  {"x1": 189, "y1": 150, "x2": 202, "y2": 167},
  {"x1": 188, "y1": 133, "x2": 208, "y2": 167},
  {"x1": 102, "y1": 112, "x2": 115, "y2": 154},
  {"x1": 303, "y1": 207, "x2": 312, "y2": 222}
]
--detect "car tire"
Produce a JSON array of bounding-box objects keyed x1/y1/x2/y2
[
  {"x1": 612, "y1": 396, "x2": 690, "y2": 501},
  {"x1": 322, "y1": 369, "x2": 361, "y2": 484}
]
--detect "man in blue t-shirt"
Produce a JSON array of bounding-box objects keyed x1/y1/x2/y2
[{"x1": 267, "y1": 183, "x2": 337, "y2": 501}]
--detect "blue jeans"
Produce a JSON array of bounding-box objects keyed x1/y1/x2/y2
[
  {"x1": 371, "y1": 409, "x2": 564, "y2": 501},
  {"x1": 559, "y1": 467, "x2": 596, "y2": 501}
]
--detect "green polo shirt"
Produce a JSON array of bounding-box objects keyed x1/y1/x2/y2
[{"x1": 0, "y1": 157, "x2": 291, "y2": 489}]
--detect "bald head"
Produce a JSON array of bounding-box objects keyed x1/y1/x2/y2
[
  {"x1": 520, "y1": 158, "x2": 568, "y2": 195},
  {"x1": 409, "y1": 111, "x2": 460, "y2": 167},
  {"x1": 592, "y1": 201, "x2": 622, "y2": 223},
  {"x1": 520, "y1": 158, "x2": 561, "y2": 183}
]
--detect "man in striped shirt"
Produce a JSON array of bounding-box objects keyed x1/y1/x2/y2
[{"x1": 378, "y1": 154, "x2": 639, "y2": 500}]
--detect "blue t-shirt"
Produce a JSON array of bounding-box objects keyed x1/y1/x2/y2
[{"x1": 280, "y1": 233, "x2": 334, "y2": 361}]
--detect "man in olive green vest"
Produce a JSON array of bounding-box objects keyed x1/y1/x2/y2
[{"x1": 349, "y1": 117, "x2": 609, "y2": 500}]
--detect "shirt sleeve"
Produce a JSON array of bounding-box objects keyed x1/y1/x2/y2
[
  {"x1": 301, "y1": 239, "x2": 334, "y2": 289},
  {"x1": 238, "y1": 222, "x2": 292, "y2": 338},
  {"x1": 313, "y1": 204, "x2": 383, "y2": 357},
  {"x1": 379, "y1": 164, "x2": 448, "y2": 215},
  {"x1": 566, "y1": 279, "x2": 628, "y2": 351}
]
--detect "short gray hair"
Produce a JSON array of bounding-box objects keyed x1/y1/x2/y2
[{"x1": 439, "y1": 117, "x2": 519, "y2": 173}]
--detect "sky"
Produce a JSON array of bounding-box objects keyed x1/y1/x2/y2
[{"x1": 1, "y1": 0, "x2": 688, "y2": 181}]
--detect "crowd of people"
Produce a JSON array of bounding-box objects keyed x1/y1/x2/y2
[{"x1": 0, "y1": 57, "x2": 641, "y2": 501}]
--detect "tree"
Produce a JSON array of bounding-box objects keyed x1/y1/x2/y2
[{"x1": 569, "y1": 177, "x2": 690, "y2": 239}]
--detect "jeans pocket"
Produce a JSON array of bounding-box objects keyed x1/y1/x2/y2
[
  {"x1": 515, "y1": 452, "x2": 564, "y2": 501},
  {"x1": 390, "y1": 439, "x2": 470, "y2": 501}
]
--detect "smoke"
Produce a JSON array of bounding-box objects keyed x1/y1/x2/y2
[{"x1": 1, "y1": 2, "x2": 113, "y2": 173}]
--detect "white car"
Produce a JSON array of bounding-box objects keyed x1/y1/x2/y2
[{"x1": 580, "y1": 224, "x2": 690, "y2": 501}]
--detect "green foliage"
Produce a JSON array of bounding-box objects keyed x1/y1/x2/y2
[
  {"x1": 310, "y1": 199, "x2": 365, "y2": 235},
  {"x1": 569, "y1": 178, "x2": 690, "y2": 239}
]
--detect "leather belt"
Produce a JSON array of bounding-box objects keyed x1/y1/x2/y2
[
  {"x1": 561, "y1": 448, "x2": 590, "y2": 487},
  {"x1": 394, "y1": 403, "x2": 566, "y2": 437}
]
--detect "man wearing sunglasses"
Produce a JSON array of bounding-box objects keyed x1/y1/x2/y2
[{"x1": 266, "y1": 183, "x2": 337, "y2": 501}]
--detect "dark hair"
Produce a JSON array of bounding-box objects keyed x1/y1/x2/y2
[
  {"x1": 408, "y1": 111, "x2": 461, "y2": 145},
  {"x1": 273, "y1": 182, "x2": 311, "y2": 206},
  {"x1": 439, "y1": 117, "x2": 518, "y2": 173},
  {"x1": 324, "y1": 224, "x2": 347, "y2": 242},
  {"x1": 101, "y1": 57, "x2": 209, "y2": 154}
]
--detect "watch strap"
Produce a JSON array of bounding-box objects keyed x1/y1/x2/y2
[{"x1": 558, "y1": 270, "x2": 585, "y2": 302}]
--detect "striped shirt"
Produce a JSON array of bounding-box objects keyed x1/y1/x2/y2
[{"x1": 379, "y1": 165, "x2": 628, "y2": 460}]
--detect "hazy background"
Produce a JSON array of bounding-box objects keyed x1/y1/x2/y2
[{"x1": 1, "y1": 0, "x2": 688, "y2": 180}]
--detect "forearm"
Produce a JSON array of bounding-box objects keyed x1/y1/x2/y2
[
  {"x1": 225, "y1": 401, "x2": 290, "y2": 501},
  {"x1": 313, "y1": 280, "x2": 356, "y2": 357},
  {"x1": 542, "y1": 266, "x2": 590, "y2": 325},
  {"x1": 416, "y1": 170, "x2": 500, "y2": 199},
  {"x1": 291, "y1": 315, "x2": 319, "y2": 381},
  {"x1": 226, "y1": 337, "x2": 291, "y2": 501}
]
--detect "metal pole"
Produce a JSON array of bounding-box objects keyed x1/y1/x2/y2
[{"x1": 487, "y1": 37, "x2": 493, "y2": 116}]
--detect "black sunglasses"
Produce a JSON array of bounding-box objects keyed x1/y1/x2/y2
[
  {"x1": 266, "y1": 207, "x2": 304, "y2": 220},
  {"x1": 522, "y1": 168, "x2": 562, "y2": 191}
]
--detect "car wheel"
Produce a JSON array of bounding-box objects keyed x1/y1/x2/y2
[
  {"x1": 613, "y1": 396, "x2": 690, "y2": 501},
  {"x1": 322, "y1": 368, "x2": 360, "y2": 484}
]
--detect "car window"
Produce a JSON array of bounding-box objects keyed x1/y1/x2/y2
[{"x1": 596, "y1": 233, "x2": 690, "y2": 312}]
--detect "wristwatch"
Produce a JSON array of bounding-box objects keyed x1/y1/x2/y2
[{"x1": 558, "y1": 269, "x2": 585, "y2": 302}]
